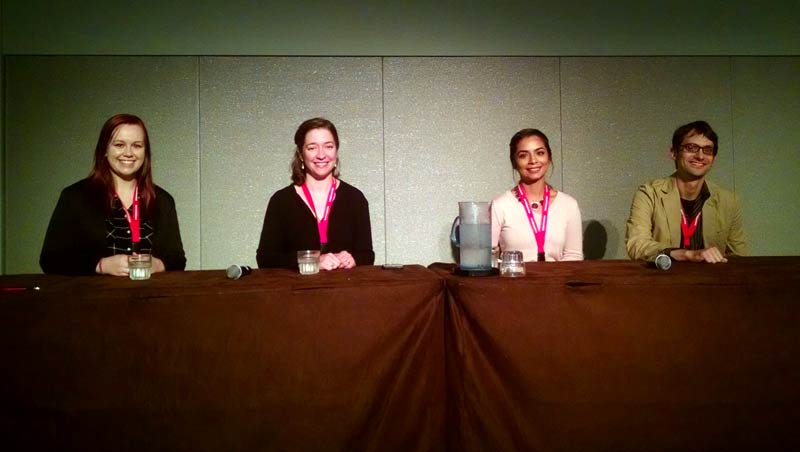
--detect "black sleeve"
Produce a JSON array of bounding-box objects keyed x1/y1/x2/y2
[
  {"x1": 256, "y1": 191, "x2": 297, "y2": 269},
  {"x1": 40, "y1": 186, "x2": 104, "y2": 275},
  {"x1": 351, "y1": 192, "x2": 375, "y2": 266},
  {"x1": 153, "y1": 190, "x2": 186, "y2": 271}
]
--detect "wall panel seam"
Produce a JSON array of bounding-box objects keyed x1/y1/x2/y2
[
  {"x1": 729, "y1": 56, "x2": 736, "y2": 194},
  {"x1": 381, "y1": 57, "x2": 387, "y2": 263},
  {"x1": 557, "y1": 57, "x2": 565, "y2": 192},
  {"x1": 196, "y1": 56, "x2": 203, "y2": 269}
]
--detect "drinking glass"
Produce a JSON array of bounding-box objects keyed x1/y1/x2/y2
[
  {"x1": 499, "y1": 250, "x2": 525, "y2": 277},
  {"x1": 297, "y1": 250, "x2": 321, "y2": 275},
  {"x1": 129, "y1": 253, "x2": 152, "y2": 280}
]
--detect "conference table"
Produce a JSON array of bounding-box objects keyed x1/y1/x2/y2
[
  {"x1": 431, "y1": 257, "x2": 800, "y2": 451},
  {"x1": 2, "y1": 257, "x2": 798, "y2": 451},
  {"x1": 0, "y1": 265, "x2": 446, "y2": 452}
]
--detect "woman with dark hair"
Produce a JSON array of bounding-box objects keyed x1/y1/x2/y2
[
  {"x1": 40, "y1": 114, "x2": 186, "y2": 275},
  {"x1": 257, "y1": 117, "x2": 374, "y2": 270},
  {"x1": 491, "y1": 128, "x2": 583, "y2": 262}
]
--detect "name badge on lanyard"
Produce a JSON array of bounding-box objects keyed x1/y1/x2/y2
[
  {"x1": 118, "y1": 183, "x2": 141, "y2": 243},
  {"x1": 679, "y1": 206, "x2": 701, "y2": 248},
  {"x1": 301, "y1": 179, "x2": 337, "y2": 245},
  {"x1": 517, "y1": 184, "x2": 550, "y2": 262}
]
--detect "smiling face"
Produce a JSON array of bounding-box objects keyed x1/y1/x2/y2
[
  {"x1": 514, "y1": 135, "x2": 551, "y2": 184},
  {"x1": 105, "y1": 124, "x2": 146, "y2": 183},
  {"x1": 672, "y1": 132, "x2": 715, "y2": 181},
  {"x1": 301, "y1": 127, "x2": 338, "y2": 181}
]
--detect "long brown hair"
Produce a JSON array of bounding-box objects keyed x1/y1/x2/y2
[
  {"x1": 88, "y1": 114, "x2": 156, "y2": 214},
  {"x1": 290, "y1": 117, "x2": 340, "y2": 185}
]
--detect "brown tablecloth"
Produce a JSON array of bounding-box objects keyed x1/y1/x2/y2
[
  {"x1": 3, "y1": 258, "x2": 799, "y2": 451},
  {"x1": 0, "y1": 265, "x2": 446, "y2": 452},
  {"x1": 432, "y1": 257, "x2": 800, "y2": 451}
]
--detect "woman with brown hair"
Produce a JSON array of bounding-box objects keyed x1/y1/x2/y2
[
  {"x1": 40, "y1": 114, "x2": 186, "y2": 275},
  {"x1": 257, "y1": 117, "x2": 374, "y2": 270},
  {"x1": 491, "y1": 128, "x2": 583, "y2": 262}
]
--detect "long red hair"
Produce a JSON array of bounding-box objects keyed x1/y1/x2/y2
[{"x1": 88, "y1": 114, "x2": 157, "y2": 215}]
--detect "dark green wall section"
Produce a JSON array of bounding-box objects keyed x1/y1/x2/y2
[{"x1": 3, "y1": 0, "x2": 799, "y2": 56}]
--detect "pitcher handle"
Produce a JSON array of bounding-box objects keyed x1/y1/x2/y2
[{"x1": 450, "y1": 216, "x2": 460, "y2": 248}]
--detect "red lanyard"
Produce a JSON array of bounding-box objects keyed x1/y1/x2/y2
[
  {"x1": 301, "y1": 178, "x2": 337, "y2": 244},
  {"x1": 117, "y1": 184, "x2": 140, "y2": 243},
  {"x1": 517, "y1": 184, "x2": 550, "y2": 261},
  {"x1": 679, "y1": 206, "x2": 701, "y2": 248}
]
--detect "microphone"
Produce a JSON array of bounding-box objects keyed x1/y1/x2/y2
[
  {"x1": 652, "y1": 253, "x2": 672, "y2": 271},
  {"x1": 226, "y1": 264, "x2": 252, "y2": 280}
]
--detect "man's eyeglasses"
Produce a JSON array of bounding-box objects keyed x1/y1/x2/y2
[{"x1": 680, "y1": 143, "x2": 715, "y2": 156}]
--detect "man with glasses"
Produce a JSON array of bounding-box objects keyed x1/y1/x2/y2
[{"x1": 626, "y1": 120, "x2": 749, "y2": 263}]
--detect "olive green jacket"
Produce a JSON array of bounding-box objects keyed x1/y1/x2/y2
[{"x1": 626, "y1": 175, "x2": 749, "y2": 261}]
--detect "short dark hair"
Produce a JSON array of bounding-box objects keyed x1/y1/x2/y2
[
  {"x1": 291, "y1": 117, "x2": 340, "y2": 185},
  {"x1": 671, "y1": 120, "x2": 718, "y2": 156},
  {"x1": 509, "y1": 128, "x2": 553, "y2": 169}
]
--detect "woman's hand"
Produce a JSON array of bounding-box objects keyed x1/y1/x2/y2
[
  {"x1": 333, "y1": 251, "x2": 356, "y2": 269},
  {"x1": 318, "y1": 251, "x2": 356, "y2": 270},
  {"x1": 152, "y1": 256, "x2": 166, "y2": 273},
  {"x1": 319, "y1": 253, "x2": 342, "y2": 271},
  {"x1": 97, "y1": 254, "x2": 130, "y2": 276}
]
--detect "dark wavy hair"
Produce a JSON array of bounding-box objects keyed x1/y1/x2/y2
[
  {"x1": 88, "y1": 114, "x2": 156, "y2": 214},
  {"x1": 290, "y1": 117, "x2": 340, "y2": 185},
  {"x1": 509, "y1": 128, "x2": 553, "y2": 169},
  {"x1": 671, "y1": 120, "x2": 718, "y2": 156}
]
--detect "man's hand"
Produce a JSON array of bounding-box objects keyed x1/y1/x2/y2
[{"x1": 671, "y1": 247, "x2": 728, "y2": 263}]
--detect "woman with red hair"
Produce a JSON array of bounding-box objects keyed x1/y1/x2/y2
[{"x1": 40, "y1": 114, "x2": 186, "y2": 275}]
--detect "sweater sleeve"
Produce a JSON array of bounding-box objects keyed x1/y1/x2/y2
[
  {"x1": 561, "y1": 198, "x2": 584, "y2": 261},
  {"x1": 40, "y1": 186, "x2": 103, "y2": 275},
  {"x1": 256, "y1": 191, "x2": 298, "y2": 269},
  {"x1": 153, "y1": 190, "x2": 186, "y2": 271},
  {"x1": 626, "y1": 184, "x2": 667, "y2": 261},
  {"x1": 350, "y1": 191, "x2": 375, "y2": 266},
  {"x1": 725, "y1": 191, "x2": 749, "y2": 257},
  {"x1": 490, "y1": 196, "x2": 503, "y2": 249}
]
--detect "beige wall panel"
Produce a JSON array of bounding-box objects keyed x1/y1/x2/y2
[
  {"x1": 4, "y1": 56, "x2": 200, "y2": 274},
  {"x1": 6, "y1": 56, "x2": 794, "y2": 273},
  {"x1": 732, "y1": 57, "x2": 800, "y2": 255},
  {"x1": 561, "y1": 57, "x2": 733, "y2": 259},
  {"x1": 198, "y1": 57, "x2": 384, "y2": 269},
  {"x1": 383, "y1": 57, "x2": 560, "y2": 265}
]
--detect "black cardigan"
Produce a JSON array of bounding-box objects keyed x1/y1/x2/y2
[
  {"x1": 40, "y1": 178, "x2": 186, "y2": 275},
  {"x1": 256, "y1": 181, "x2": 375, "y2": 269}
]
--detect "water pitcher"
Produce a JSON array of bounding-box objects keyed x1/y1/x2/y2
[{"x1": 450, "y1": 201, "x2": 492, "y2": 273}]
